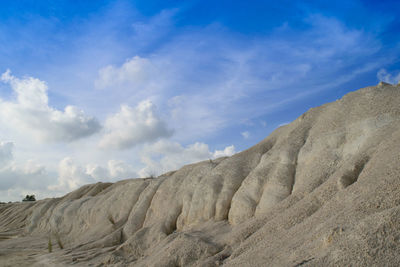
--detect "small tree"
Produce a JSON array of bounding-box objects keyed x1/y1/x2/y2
[
  {"x1": 145, "y1": 169, "x2": 158, "y2": 179},
  {"x1": 22, "y1": 195, "x2": 36, "y2": 201}
]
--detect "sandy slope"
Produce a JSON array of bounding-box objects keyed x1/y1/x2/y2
[{"x1": 0, "y1": 82, "x2": 399, "y2": 266}]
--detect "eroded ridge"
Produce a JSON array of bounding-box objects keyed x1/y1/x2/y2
[{"x1": 1, "y1": 82, "x2": 400, "y2": 266}]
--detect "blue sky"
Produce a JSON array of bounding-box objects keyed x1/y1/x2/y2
[{"x1": 0, "y1": 0, "x2": 399, "y2": 201}]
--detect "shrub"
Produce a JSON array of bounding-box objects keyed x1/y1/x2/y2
[
  {"x1": 22, "y1": 195, "x2": 36, "y2": 201},
  {"x1": 48, "y1": 236, "x2": 52, "y2": 253}
]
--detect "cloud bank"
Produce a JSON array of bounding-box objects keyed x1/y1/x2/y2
[
  {"x1": 139, "y1": 140, "x2": 236, "y2": 177},
  {"x1": 50, "y1": 157, "x2": 137, "y2": 192},
  {"x1": 0, "y1": 139, "x2": 138, "y2": 201},
  {"x1": 0, "y1": 141, "x2": 51, "y2": 201}
]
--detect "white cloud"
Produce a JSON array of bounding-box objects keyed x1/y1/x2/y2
[
  {"x1": 213, "y1": 145, "x2": 236, "y2": 158},
  {"x1": 0, "y1": 141, "x2": 136, "y2": 201},
  {"x1": 50, "y1": 157, "x2": 138, "y2": 192},
  {"x1": 377, "y1": 69, "x2": 400, "y2": 84},
  {"x1": 49, "y1": 157, "x2": 94, "y2": 192},
  {"x1": 99, "y1": 100, "x2": 172, "y2": 149},
  {"x1": 95, "y1": 56, "x2": 158, "y2": 89},
  {"x1": 86, "y1": 160, "x2": 137, "y2": 180},
  {"x1": 0, "y1": 141, "x2": 52, "y2": 201},
  {"x1": 0, "y1": 70, "x2": 101, "y2": 142},
  {"x1": 0, "y1": 153, "x2": 137, "y2": 201},
  {"x1": 241, "y1": 131, "x2": 250, "y2": 139},
  {"x1": 0, "y1": 141, "x2": 13, "y2": 166},
  {"x1": 107, "y1": 160, "x2": 137, "y2": 178},
  {"x1": 138, "y1": 140, "x2": 235, "y2": 177}
]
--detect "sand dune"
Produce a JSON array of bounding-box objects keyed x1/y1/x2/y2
[{"x1": 1, "y1": 82, "x2": 399, "y2": 266}]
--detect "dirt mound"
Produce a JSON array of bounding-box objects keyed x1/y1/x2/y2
[{"x1": 1, "y1": 82, "x2": 399, "y2": 266}]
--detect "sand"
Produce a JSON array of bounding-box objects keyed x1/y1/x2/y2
[{"x1": 1, "y1": 82, "x2": 399, "y2": 266}]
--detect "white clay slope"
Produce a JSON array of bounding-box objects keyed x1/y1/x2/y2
[{"x1": 0, "y1": 82, "x2": 399, "y2": 266}]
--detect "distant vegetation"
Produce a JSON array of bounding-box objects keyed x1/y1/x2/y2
[{"x1": 22, "y1": 195, "x2": 36, "y2": 202}]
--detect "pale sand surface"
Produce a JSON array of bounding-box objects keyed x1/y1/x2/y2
[{"x1": 1, "y1": 82, "x2": 399, "y2": 266}]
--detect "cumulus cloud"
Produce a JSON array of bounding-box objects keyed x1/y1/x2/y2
[
  {"x1": 86, "y1": 160, "x2": 137, "y2": 180},
  {"x1": 50, "y1": 157, "x2": 137, "y2": 192},
  {"x1": 213, "y1": 145, "x2": 236, "y2": 158},
  {"x1": 377, "y1": 69, "x2": 400, "y2": 84},
  {"x1": 106, "y1": 160, "x2": 137, "y2": 178},
  {"x1": 0, "y1": 70, "x2": 101, "y2": 142},
  {"x1": 99, "y1": 100, "x2": 172, "y2": 149},
  {"x1": 0, "y1": 141, "x2": 138, "y2": 200},
  {"x1": 139, "y1": 140, "x2": 235, "y2": 177},
  {"x1": 49, "y1": 157, "x2": 95, "y2": 192}
]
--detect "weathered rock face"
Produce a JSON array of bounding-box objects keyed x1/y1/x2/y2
[{"x1": 1, "y1": 83, "x2": 399, "y2": 266}]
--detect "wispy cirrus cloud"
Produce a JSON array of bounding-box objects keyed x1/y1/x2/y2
[
  {"x1": 241, "y1": 131, "x2": 250, "y2": 139},
  {"x1": 377, "y1": 69, "x2": 400, "y2": 84},
  {"x1": 94, "y1": 12, "x2": 385, "y2": 143},
  {"x1": 95, "y1": 56, "x2": 158, "y2": 90}
]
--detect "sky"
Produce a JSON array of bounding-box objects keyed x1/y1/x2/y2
[{"x1": 0, "y1": 0, "x2": 399, "y2": 201}]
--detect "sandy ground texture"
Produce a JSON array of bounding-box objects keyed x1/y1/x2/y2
[{"x1": 1, "y1": 82, "x2": 399, "y2": 266}]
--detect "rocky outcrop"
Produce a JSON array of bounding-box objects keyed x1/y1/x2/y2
[{"x1": 1, "y1": 82, "x2": 399, "y2": 266}]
